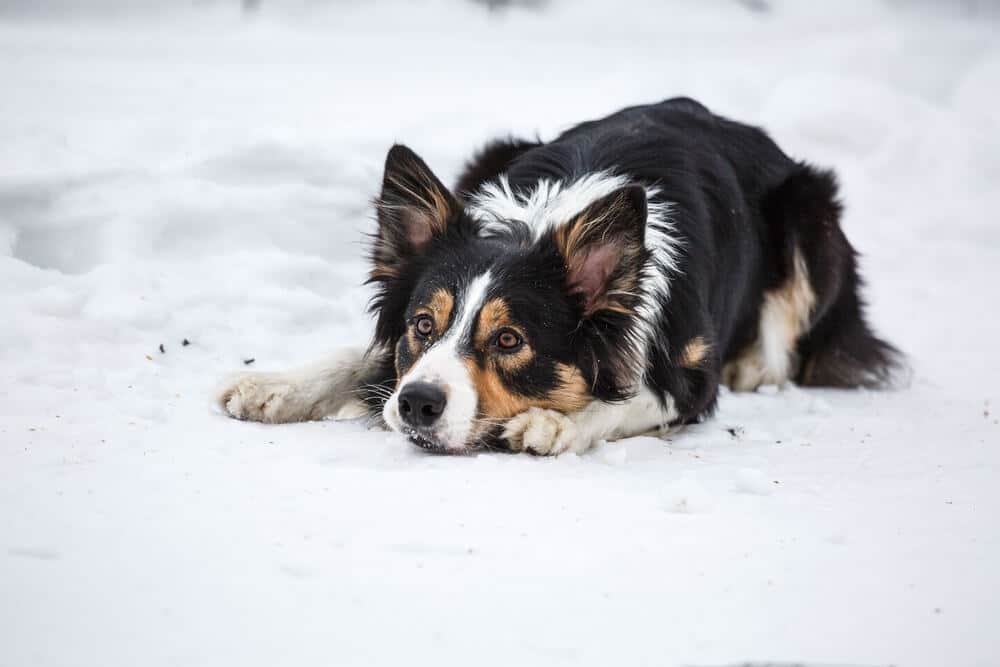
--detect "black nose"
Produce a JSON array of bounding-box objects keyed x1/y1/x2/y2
[{"x1": 398, "y1": 382, "x2": 447, "y2": 428}]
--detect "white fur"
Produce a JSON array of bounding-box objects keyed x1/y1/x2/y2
[
  {"x1": 217, "y1": 345, "x2": 370, "y2": 423},
  {"x1": 469, "y1": 171, "x2": 681, "y2": 386},
  {"x1": 723, "y1": 248, "x2": 815, "y2": 391},
  {"x1": 382, "y1": 271, "x2": 493, "y2": 451},
  {"x1": 503, "y1": 386, "x2": 677, "y2": 455}
]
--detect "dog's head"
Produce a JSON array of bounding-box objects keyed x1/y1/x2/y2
[{"x1": 369, "y1": 145, "x2": 649, "y2": 452}]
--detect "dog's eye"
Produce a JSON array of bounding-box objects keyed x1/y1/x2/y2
[
  {"x1": 495, "y1": 329, "x2": 522, "y2": 352},
  {"x1": 414, "y1": 315, "x2": 434, "y2": 337}
]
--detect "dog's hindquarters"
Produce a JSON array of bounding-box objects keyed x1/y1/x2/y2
[{"x1": 761, "y1": 164, "x2": 903, "y2": 389}]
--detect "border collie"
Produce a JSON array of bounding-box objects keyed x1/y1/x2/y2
[{"x1": 217, "y1": 97, "x2": 901, "y2": 455}]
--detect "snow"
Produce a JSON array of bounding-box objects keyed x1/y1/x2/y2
[
  {"x1": 734, "y1": 467, "x2": 773, "y2": 496},
  {"x1": 1, "y1": 1, "x2": 999, "y2": 665}
]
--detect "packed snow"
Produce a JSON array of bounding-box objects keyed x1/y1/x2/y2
[{"x1": 2, "y1": 1, "x2": 999, "y2": 666}]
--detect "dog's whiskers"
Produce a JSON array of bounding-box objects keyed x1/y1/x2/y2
[{"x1": 351, "y1": 383, "x2": 395, "y2": 400}]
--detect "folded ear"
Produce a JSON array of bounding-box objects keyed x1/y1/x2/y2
[
  {"x1": 370, "y1": 145, "x2": 459, "y2": 281},
  {"x1": 554, "y1": 185, "x2": 648, "y2": 316}
]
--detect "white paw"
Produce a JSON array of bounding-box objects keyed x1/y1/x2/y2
[
  {"x1": 217, "y1": 374, "x2": 310, "y2": 424},
  {"x1": 502, "y1": 407, "x2": 587, "y2": 456}
]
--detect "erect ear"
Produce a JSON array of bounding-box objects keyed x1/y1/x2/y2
[
  {"x1": 553, "y1": 185, "x2": 648, "y2": 316},
  {"x1": 370, "y1": 144, "x2": 459, "y2": 281}
]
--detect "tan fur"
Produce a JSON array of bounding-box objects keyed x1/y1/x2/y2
[
  {"x1": 678, "y1": 336, "x2": 711, "y2": 369},
  {"x1": 400, "y1": 290, "x2": 595, "y2": 440},
  {"x1": 467, "y1": 296, "x2": 535, "y2": 422},
  {"x1": 495, "y1": 346, "x2": 533, "y2": 374},
  {"x1": 466, "y1": 359, "x2": 591, "y2": 426},
  {"x1": 723, "y1": 248, "x2": 816, "y2": 391},
  {"x1": 553, "y1": 210, "x2": 594, "y2": 263},
  {"x1": 552, "y1": 363, "x2": 592, "y2": 412},
  {"x1": 472, "y1": 297, "x2": 538, "y2": 375},
  {"x1": 473, "y1": 298, "x2": 513, "y2": 348},
  {"x1": 465, "y1": 360, "x2": 531, "y2": 422},
  {"x1": 426, "y1": 288, "x2": 454, "y2": 335}
]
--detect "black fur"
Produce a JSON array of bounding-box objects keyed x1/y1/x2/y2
[{"x1": 453, "y1": 136, "x2": 542, "y2": 199}]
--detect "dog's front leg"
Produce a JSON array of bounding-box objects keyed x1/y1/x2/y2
[
  {"x1": 216, "y1": 345, "x2": 378, "y2": 424},
  {"x1": 502, "y1": 386, "x2": 675, "y2": 456}
]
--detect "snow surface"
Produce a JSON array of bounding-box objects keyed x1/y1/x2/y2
[{"x1": 2, "y1": 2, "x2": 999, "y2": 666}]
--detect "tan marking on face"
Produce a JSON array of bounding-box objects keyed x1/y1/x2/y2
[
  {"x1": 395, "y1": 288, "x2": 454, "y2": 386},
  {"x1": 494, "y1": 345, "x2": 532, "y2": 374},
  {"x1": 463, "y1": 357, "x2": 592, "y2": 442},
  {"x1": 473, "y1": 298, "x2": 512, "y2": 347},
  {"x1": 723, "y1": 248, "x2": 816, "y2": 391},
  {"x1": 472, "y1": 297, "x2": 533, "y2": 374},
  {"x1": 426, "y1": 288, "x2": 454, "y2": 335},
  {"x1": 465, "y1": 360, "x2": 532, "y2": 423},
  {"x1": 678, "y1": 336, "x2": 711, "y2": 369},
  {"x1": 465, "y1": 296, "x2": 535, "y2": 425},
  {"x1": 467, "y1": 296, "x2": 591, "y2": 422}
]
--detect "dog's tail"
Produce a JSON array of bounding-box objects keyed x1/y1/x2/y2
[
  {"x1": 762, "y1": 164, "x2": 907, "y2": 389},
  {"x1": 453, "y1": 136, "x2": 542, "y2": 199}
]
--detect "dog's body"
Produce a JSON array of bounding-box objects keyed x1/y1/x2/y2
[{"x1": 219, "y1": 97, "x2": 901, "y2": 454}]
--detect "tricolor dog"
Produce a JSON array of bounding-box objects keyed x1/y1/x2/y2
[{"x1": 218, "y1": 97, "x2": 901, "y2": 455}]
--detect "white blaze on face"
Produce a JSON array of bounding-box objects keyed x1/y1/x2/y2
[{"x1": 383, "y1": 272, "x2": 493, "y2": 450}]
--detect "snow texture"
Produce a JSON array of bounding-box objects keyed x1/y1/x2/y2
[{"x1": 2, "y1": 2, "x2": 999, "y2": 666}]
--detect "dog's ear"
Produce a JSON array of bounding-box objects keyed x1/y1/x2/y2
[
  {"x1": 370, "y1": 145, "x2": 459, "y2": 281},
  {"x1": 552, "y1": 185, "x2": 648, "y2": 316}
]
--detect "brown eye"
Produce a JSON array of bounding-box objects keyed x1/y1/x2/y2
[
  {"x1": 495, "y1": 330, "x2": 522, "y2": 351},
  {"x1": 414, "y1": 315, "x2": 434, "y2": 337}
]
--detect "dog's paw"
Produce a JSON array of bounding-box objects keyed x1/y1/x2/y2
[
  {"x1": 502, "y1": 407, "x2": 586, "y2": 456},
  {"x1": 217, "y1": 374, "x2": 311, "y2": 424}
]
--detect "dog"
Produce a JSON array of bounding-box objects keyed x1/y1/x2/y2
[{"x1": 217, "y1": 97, "x2": 902, "y2": 455}]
